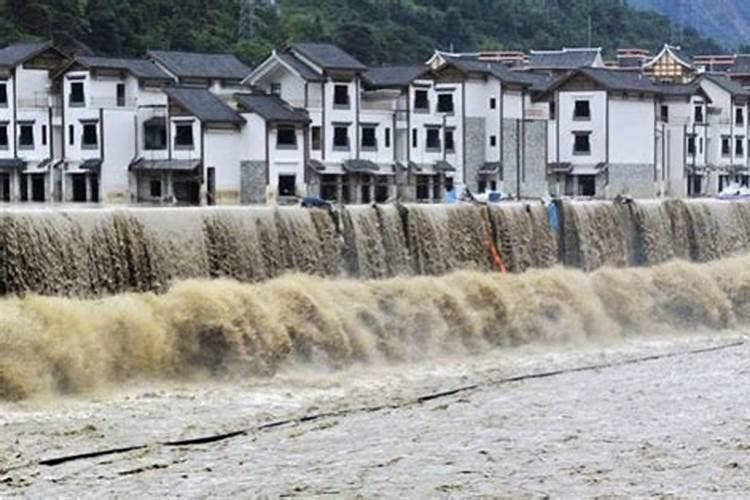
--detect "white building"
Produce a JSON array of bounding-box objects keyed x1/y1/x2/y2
[
  {"x1": 245, "y1": 43, "x2": 405, "y2": 204},
  {"x1": 55, "y1": 55, "x2": 173, "y2": 202},
  {"x1": 538, "y1": 67, "x2": 661, "y2": 198},
  {"x1": 0, "y1": 42, "x2": 68, "y2": 202}
]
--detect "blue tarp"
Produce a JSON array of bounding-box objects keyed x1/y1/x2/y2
[{"x1": 548, "y1": 202, "x2": 560, "y2": 232}]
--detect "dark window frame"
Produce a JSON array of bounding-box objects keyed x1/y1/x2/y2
[
  {"x1": 276, "y1": 125, "x2": 297, "y2": 148},
  {"x1": 572, "y1": 132, "x2": 591, "y2": 155},
  {"x1": 573, "y1": 100, "x2": 591, "y2": 120},
  {"x1": 426, "y1": 127, "x2": 441, "y2": 151},
  {"x1": 437, "y1": 93, "x2": 454, "y2": 113},
  {"x1": 278, "y1": 174, "x2": 296, "y2": 197},
  {"x1": 144, "y1": 121, "x2": 167, "y2": 150},
  {"x1": 414, "y1": 89, "x2": 429, "y2": 112},
  {"x1": 333, "y1": 125, "x2": 349, "y2": 149},
  {"x1": 19, "y1": 124, "x2": 34, "y2": 149},
  {"x1": 70, "y1": 81, "x2": 85, "y2": 107},
  {"x1": 333, "y1": 84, "x2": 350, "y2": 108},
  {"x1": 174, "y1": 122, "x2": 195, "y2": 149},
  {"x1": 81, "y1": 123, "x2": 98, "y2": 149},
  {"x1": 361, "y1": 125, "x2": 377, "y2": 150},
  {"x1": 311, "y1": 126, "x2": 322, "y2": 151}
]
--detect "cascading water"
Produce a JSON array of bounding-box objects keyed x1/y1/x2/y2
[{"x1": 3, "y1": 199, "x2": 750, "y2": 400}]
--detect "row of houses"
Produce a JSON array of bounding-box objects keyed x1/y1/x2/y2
[{"x1": 0, "y1": 40, "x2": 748, "y2": 205}]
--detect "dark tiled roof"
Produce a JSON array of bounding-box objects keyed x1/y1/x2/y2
[
  {"x1": 434, "y1": 160, "x2": 456, "y2": 172},
  {"x1": 364, "y1": 65, "x2": 428, "y2": 87},
  {"x1": 80, "y1": 159, "x2": 102, "y2": 171},
  {"x1": 701, "y1": 73, "x2": 750, "y2": 97},
  {"x1": 730, "y1": 55, "x2": 750, "y2": 75},
  {"x1": 578, "y1": 67, "x2": 660, "y2": 93},
  {"x1": 0, "y1": 41, "x2": 56, "y2": 68},
  {"x1": 439, "y1": 55, "x2": 528, "y2": 86},
  {"x1": 528, "y1": 48, "x2": 601, "y2": 69},
  {"x1": 277, "y1": 52, "x2": 325, "y2": 82},
  {"x1": 290, "y1": 43, "x2": 367, "y2": 72},
  {"x1": 165, "y1": 87, "x2": 244, "y2": 125},
  {"x1": 0, "y1": 159, "x2": 26, "y2": 170},
  {"x1": 148, "y1": 50, "x2": 251, "y2": 80},
  {"x1": 235, "y1": 93, "x2": 310, "y2": 123},
  {"x1": 130, "y1": 158, "x2": 201, "y2": 171},
  {"x1": 657, "y1": 81, "x2": 712, "y2": 101},
  {"x1": 343, "y1": 159, "x2": 379, "y2": 172},
  {"x1": 76, "y1": 56, "x2": 172, "y2": 80},
  {"x1": 511, "y1": 70, "x2": 553, "y2": 93}
]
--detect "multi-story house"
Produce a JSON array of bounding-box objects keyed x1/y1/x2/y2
[
  {"x1": 56, "y1": 55, "x2": 173, "y2": 202},
  {"x1": 696, "y1": 73, "x2": 750, "y2": 194},
  {"x1": 426, "y1": 52, "x2": 550, "y2": 198},
  {"x1": 129, "y1": 86, "x2": 246, "y2": 205},
  {"x1": 655, "y1": 81, "x2": 713, "y2": 197},
  {"x1": 0, "y1": 41, "x2": 68, "y2": 202},
  {"x1": 538, "y1": 67, "x2": 661, "y2": 198},
  {"x1": 233, "y1": 93, "x2": 310, "y2": 203},
  {"x1": 246, "y1": 43, "x2": 395, "y2": 204},
  {"x1": 363, "y1": 64, "x2": 455, "y2": 202}
]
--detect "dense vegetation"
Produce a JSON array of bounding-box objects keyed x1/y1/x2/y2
[
  {"x1": 0, "y1": 0, "x2": 722, "y2": 65},
  {"x1": 628, "y1": 0, "x2": 750, "y2": 51}
]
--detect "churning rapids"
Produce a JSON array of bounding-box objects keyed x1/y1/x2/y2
[{"x1": 2, "y1": 199, "x2": 750, "y2": 400}]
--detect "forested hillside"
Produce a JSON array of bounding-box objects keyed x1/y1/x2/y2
[
  {"x1": 628, "y1": 0, "x2": 750, "y2": 51},
  {"x1": 0, "y1": 0, "x2": 722, "y2": 65}
]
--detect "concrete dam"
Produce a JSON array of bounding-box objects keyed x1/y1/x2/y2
[{"x1": 2, "y1": 199, "x2": 750, "y2": 400}]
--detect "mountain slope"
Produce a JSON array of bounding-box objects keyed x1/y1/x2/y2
[
  {"x1": 628, "y1": 0, "x2": 750, "y2": 50},
  {"x1": 0, "y1": 0, "x2": 722, "y2": 65}
]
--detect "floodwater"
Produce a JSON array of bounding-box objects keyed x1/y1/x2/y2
[{"x1": 1, "y1": 331, "x2": 748, "y2": 497}]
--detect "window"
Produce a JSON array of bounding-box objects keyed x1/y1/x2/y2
[
  {"x1": 82, "y1": 123, "x2": 98, "y2": 149},
  {"x1": 660, "y1": 105, "x2": 669, "y2": 123},
  {"x1": 694, "y1": 105, "x2": 704, "y2": 123},
  {"x1": 334, "y1": 84, "x2": 349, "y2": 107},
  {"x1": 0, "y1": 83, "x2": 7, "y2": 107},
  {"x1": 416, "y1": 176, "x2": 430, "y2": 201},
  {"x1": 550, "y1": 101, "x2": 556, "y2": 120},
  {"x1": 384, "y1": 127, "x2": 391, "y2": 148},
  {"x1": 375, "y1": 177, "x2": 390, "y2": 203},
  {"x1": 489, "y1": 135, "x2": 497, "y2": 147},
  {"x1": 70, "y1": 82, "x2": 85, "y2": 106},
  {"x1": 573, "y1": 132, "x2": 590, "y2": 154},
  {"x1": 687, "y1": 135, "x2": 696, "y2": 155},
  {"x1": 276, "y1": 126, "x2": 297, "y2": 148},
  {"x1": 722, "y1": 136, "x2": 731, "y2": 157},
  {"x1": 736, "y1": 136, "x2": 745, "y2": 157},
  {"x1": 271, "y1": 83, "x2": 282, "y2": 96},
  {"x1": 149, "y1": 179, "x2": 162, "y2": 198},
  {"x1": 117, "y1": 83, "x2": 125, "y2": 107},
  {"x1": 69, "y1": 124, "x2": 75, "y2": 146},
  {"x1": 144, "y1": 120, "x2": 167, "y2": 150},
  {"x1": 437, "y1": 93, "x2": 454, "y2": 113},
  {"x1": 426, "y1": 128, "x2": 441, "y2": 150},
  {"x1": 361, "y1": 126, "x2": 377, "y2": 149},
  {"x1": 0, "y1": 125, "x2": 7, "y2": 149},
  {"x1": 311, "y1": 126, "x2": 321, "y2": 150},
  {"x1": 333, "y1": 125, "x2": 349, "y2": 149},
  {"x1": 19, "y1": 124, "x2": 34, "y2": 149},
  {"x1": 414, "y1": 90, "x2": 429, "y2": 111},
  {"x1": 175, "y1": 123, "x2": 194, "y2": 148},
  {"x1": 573, "y1": 100, "x2": 591, "y2": 120},
  {"x1": 278, "y1": 174, "x2": 296, "y2": 197},
  {"x1": 445, "y1": 129, "x2": 455, "y2": 152},
  {"x1": 737, "y1": 108, "x2": 745, "y2": 126},
  {"x1": 41, "y1": 125, "x2": 47, "y2": 146},
  {"x1": 490, "y1": 97, "x2": 497, "y2": 110},
  {"x1": 412, "y1": 128, "x2": 418, "y2": 148},
  {"x1": 578, "y1": 175, "x2": 596, "y2": 197}
]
